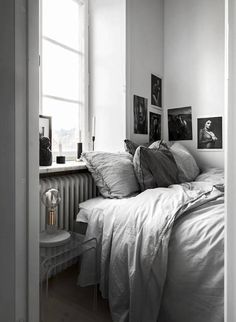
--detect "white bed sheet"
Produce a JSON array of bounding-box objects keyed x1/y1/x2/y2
[
  {"x1": 77, "y1": 195, "x2": 136, "y2": 223},
  {"x1": 158, "y1": 194, "x2": 224, "y2": 322},
  {"x1": 77, "y1": 168, "x2": 224, "y2": 322}
]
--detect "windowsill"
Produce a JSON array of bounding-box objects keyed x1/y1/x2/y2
[{"x1": 39, "y1": 160, "x2": 87, "y2": 176}]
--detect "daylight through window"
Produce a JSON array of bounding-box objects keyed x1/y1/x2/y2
[{"x1": 40, "y1": 0, "x2": 87, "y2": 160}]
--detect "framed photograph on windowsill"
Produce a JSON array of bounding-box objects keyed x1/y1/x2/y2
[{"x1": 39, "y1": 115, "x2": 52, "y2": 144}]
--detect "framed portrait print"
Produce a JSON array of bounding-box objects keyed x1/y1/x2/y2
[
  {"x1": 197, "y1": 117, "x2": 223, "y2": 149},
  {"x1": 151, "y1": 74, "x2": 162, "y2": 108},
  {"x1": 133, "y1": 95, "x2": 148, "y2": 134},
  {"x1": 149, "y1": 112, "x2": 161, "y2": 142}
]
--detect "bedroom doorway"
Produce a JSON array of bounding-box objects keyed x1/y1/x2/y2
[{"x1": 26, "y1": 0, "x2": 236, "y2": 321}]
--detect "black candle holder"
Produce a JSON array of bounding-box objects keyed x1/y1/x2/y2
[
  {"x1": 56, "y1": 156, "x2": 65, "y2": 164},
  {"x1": 77, "y1": 142, "x2": 83, "y2": 159},
  {"x1": 92, "y1": 136, "x2": 95, "y2": 151}
]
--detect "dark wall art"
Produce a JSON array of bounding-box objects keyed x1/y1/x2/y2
[
  {"x1": 197, "y1": 117, "x2": 223, "y2": 149},
  {"x1": 39, "y1": 115, "x2": 52, "y2": 166},
  {"x1": 39, "y1": 114, "x2": 52, "y2": 142},
  {"x1": 149, "y1": 112, "x2": 161, "y2": 142},
  {"x1": 133, "y1": 95, "x2": 148, "y2": 134},
  {"x1": 151, "y1": 74, "x2": 162, "y2": 108},
  {"x1": 168, "y1": 106, "x2": 193, "y2": 141}
]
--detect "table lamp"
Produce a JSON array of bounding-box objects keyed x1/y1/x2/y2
[{"x1": 40, "y1": 188, "x2": 71, "y2": 247}]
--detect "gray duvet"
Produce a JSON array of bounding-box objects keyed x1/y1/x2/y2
[{"x1": 78, "y1": 168, "x2": 224, "y2": 322}]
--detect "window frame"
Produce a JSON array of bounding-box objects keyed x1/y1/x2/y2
[{"x1": 39, "y1": 0, "x2": 89, "y2": 160}]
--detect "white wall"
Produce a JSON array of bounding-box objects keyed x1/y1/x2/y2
[
  {"x1": 89, "y1": 0, "x2": 126, "y2": 152},
  {"x1": 226, "y1": 0, "x2": 236, "y2": 320},
  {"x1": 127, "y1": 0, "x2": 164, "y2": 144},
  {"x1": 163, "y1": 0, "x2": 225, "y2": 170}
]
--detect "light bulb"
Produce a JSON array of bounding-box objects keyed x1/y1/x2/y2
[{"x1": 41, "y1": 188, "x2": 61, "y2": 209}]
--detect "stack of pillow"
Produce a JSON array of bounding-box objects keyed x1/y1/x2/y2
[{"x1": 81, "y1": 140, "x2": 200, "y2": 199}]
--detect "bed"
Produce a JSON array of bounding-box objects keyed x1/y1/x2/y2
[{"x1": 77, "y1": 143, "x2": 224, "y2": 322}]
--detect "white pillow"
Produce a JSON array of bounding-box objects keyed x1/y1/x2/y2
[
  {"x1": 77, "y1": 196, "x2": 107, "y2": 222},
  {"x1": 148, "y1": 140, "x2": 162, "y2": 149},
  {"x1": 81, "y1": 151, "x2": 140, "y2": 198},
  {"x1": 170, "y1": 143, "x2": 200, "y2": 183},
  {"x1": 149, "y1": 139, "x2": 169, "y2": 150}
]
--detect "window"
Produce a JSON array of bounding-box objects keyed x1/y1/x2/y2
[{"x1": 40, "y1": 0, "x2": 88, "y2": 160}]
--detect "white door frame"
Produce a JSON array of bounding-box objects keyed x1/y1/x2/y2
[
  {"x1": 225, "y1": 0, "x2": 236, "y2": 321},
  {"x1": 27, "y1": 0, "x2": 40, "y2": 321}
]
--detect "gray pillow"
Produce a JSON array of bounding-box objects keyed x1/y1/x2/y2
[
  {"x1": 133, "y1": 146, "x2": 179, "y2": 191},
  {"x1": 81, "y1": 151, "x2": 140, "y2": 198},
  {"x1": 170, "y1": 143, "x2": 200, "y2": 182}
]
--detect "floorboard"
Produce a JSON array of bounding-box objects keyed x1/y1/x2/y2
[{"x1": 41, "y1": 264, "x2": 112, "y2": 322}]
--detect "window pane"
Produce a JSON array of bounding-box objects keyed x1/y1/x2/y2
[
  {"x1": 42, "y1": 0, "x2": 80, "y2": 50},
  {"x1": 43, "y1": 97, "x2": 80, "y2": 158},
  {"x1": 42, "y1": 40, "x2": 80, "y2": 101}
]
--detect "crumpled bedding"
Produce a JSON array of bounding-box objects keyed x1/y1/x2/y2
[
  {"x1": 78, "y1": 168, "x2": 224, "y2": 322},
  {"x1": 158, "y1": 194, "x2": 224, "y2": 322}
]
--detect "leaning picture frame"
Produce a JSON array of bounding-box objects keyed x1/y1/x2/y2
[{"x1": 39, "y1": 115, "x2": 52, "y2": 144}]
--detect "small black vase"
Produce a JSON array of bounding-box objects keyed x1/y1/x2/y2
[{"x1": 40, "y1": 136, "x2": 52, "y2": 166}]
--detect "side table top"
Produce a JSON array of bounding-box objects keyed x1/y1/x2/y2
[{"x1": 40, "y1": 230, "x2": 71, "y2": 247}]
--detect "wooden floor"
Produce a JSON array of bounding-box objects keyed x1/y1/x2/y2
[{"x1": 41, "y1": 264, "x2": 112, "y2": 322}]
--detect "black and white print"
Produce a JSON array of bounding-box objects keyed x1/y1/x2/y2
[
  {"x1": 197, "y1": 117, "x2": 223, "y2": 149},
  {"x1": 168, "y1": 106, "x2": 192, "y2": 141},
  {"x1": 133, "y1": 95, "x2": 148, "y2": 134},
  {"x1": 39, "y1": 115, "x2": 52, "y2": 143},
  {"x1": 149, "y1": 112, "x2": 161, "y2": 142},
  {"x1": 151, "y1": 74, "x2": 162, "y2": 108}
]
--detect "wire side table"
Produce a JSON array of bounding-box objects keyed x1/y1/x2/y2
[{"x1": 40, "y1": 232, "x2": 98, "y2": 309}]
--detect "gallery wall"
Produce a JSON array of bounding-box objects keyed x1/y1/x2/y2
[
  {"x1": 163, "y1": 0, "x2": 225, "y2": 170},
  {"x1": 126, "y1": 0, "x2": 164, "y2": 145},
  {"x1": 89, "y1": 0, "x2": 225, "y2": 170},
  {"x1": 89, "y1": 0, "x2": 126, "y2": 152}
]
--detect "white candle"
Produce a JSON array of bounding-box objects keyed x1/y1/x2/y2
[
  {"x1": 92, "y1": 116, "x2": 96, "y2": 137},
  {"x1": 78, "y1": 130, "x2": 82, "y2": 142},
  {"x1": 59, "y1": 142, "x2": 62, "y2": 155}
]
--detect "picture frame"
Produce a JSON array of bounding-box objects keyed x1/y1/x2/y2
[
  {"x1": 39, "y1": 114, "x2": 52, "y2": 144},
  {"x1": 168, "y1": 106, "x2": 193, "y2": 141},
  {"x1": 151, "y1": 74, "x2": 162, "y2": 108},
  {"x1": 149, "y1": 111, "x2": 161, "y2": 142},
  {"x1": 197, "y1": 116, "x2": 223, "y2": 150},
  {"x1": 133, "y1": 95, "x2": 148, "y2": 134}
]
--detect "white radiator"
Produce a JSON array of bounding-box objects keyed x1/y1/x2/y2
[{"x1": 40, "y1": 172, "x2": 97, "y2": 232}]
